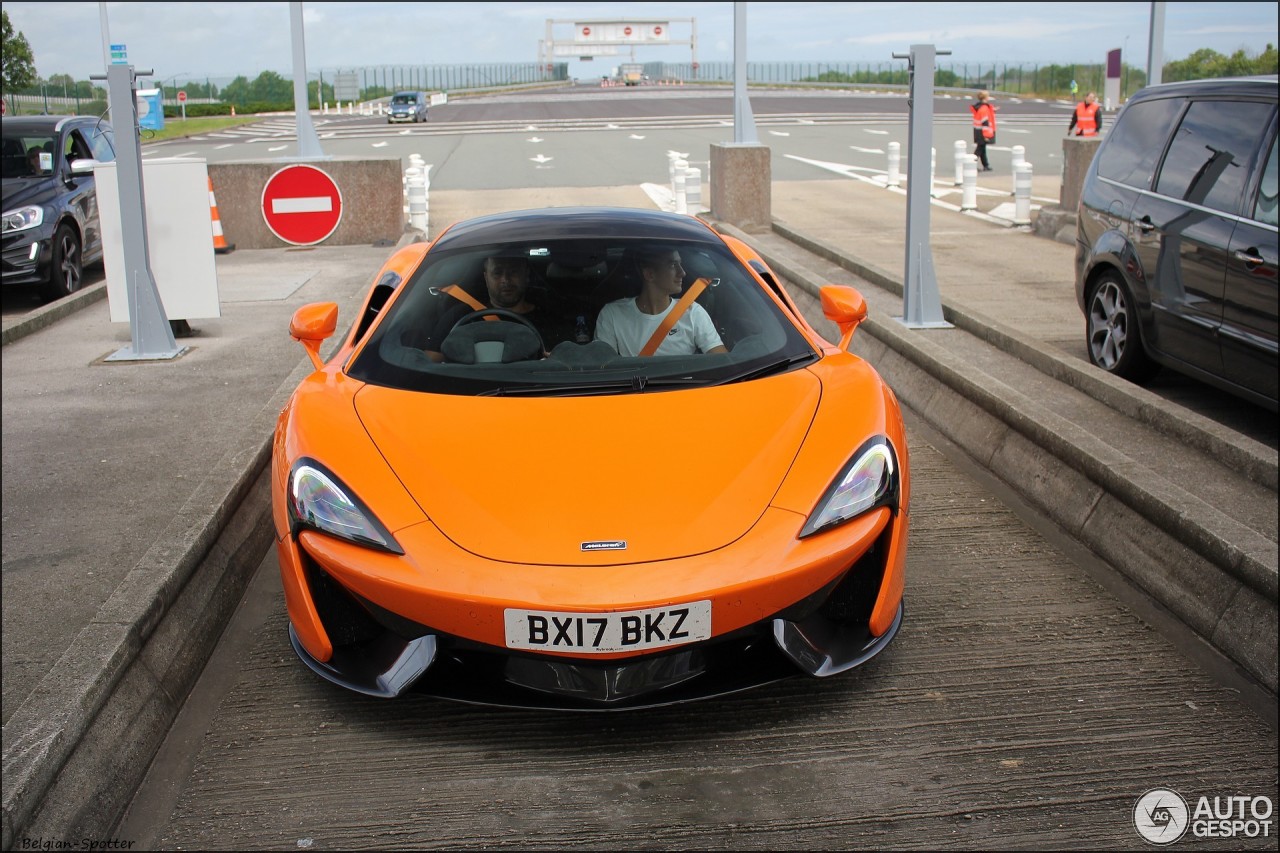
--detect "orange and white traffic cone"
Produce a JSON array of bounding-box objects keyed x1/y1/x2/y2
[{"x1": 208, "y1": 176, "x2": 235, "y2": 254}]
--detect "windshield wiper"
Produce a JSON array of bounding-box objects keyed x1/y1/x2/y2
[
  {"x1": 715, "y1": 353, "x2": 815, "y2": 385},
  {"x1": 478, "y1": 375, "x2": 704, "y2": 397}
]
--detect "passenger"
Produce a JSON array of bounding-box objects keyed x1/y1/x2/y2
[
  {"x1": 594, "y1": 247, "x2": 727, "y2": 356},
  {"x1": 27, "y1": 147, "x2": 46, "y2": 175}
]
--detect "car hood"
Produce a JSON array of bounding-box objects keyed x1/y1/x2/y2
[
  {"x1": 2, "y1": 176, "x2": 56, "y2": 211},
  {"x1": 353, "y1": 372, "x2": 822, "y2": 565}
]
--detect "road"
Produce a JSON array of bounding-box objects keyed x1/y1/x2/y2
[{"x1": 105, "y1": 85, "x2": 1276, "y2": 850}]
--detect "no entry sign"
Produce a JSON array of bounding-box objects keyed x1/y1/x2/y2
[{"x1": 261, "y1": 164, "x2": 343, "y2": 246}]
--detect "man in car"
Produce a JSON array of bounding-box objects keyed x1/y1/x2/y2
[
  {"x1": 594, "y1": 247, "x2": 727, "y2": 356},
  {"x1": 417, "y1": 249, "x2": 574, "y2": 361}
]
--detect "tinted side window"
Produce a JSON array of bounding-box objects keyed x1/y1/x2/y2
[
  {"x1": 1096, "y1": 97, "x2": 1185, "y2": 188},
  {"x1": 1154, "y1": 100, "x2": 1274, "y2": 215},
  {"x1": 1254, "y1": 133, "x2": 1278, "y2": 227}
]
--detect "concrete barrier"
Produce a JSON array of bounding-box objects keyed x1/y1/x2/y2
[
  {"x1": 709, "y1": 143, "x2": 772, "y2": 233},
  {"x1": 207, "y1": 158, "x2": 405, "y2": 250}
]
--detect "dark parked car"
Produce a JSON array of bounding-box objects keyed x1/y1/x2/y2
[
  {"x1": 1075, "y1": 76, "x2": 1278, "y2": 411},
  {"x1": 2, "y1": 115, "x2": 116, "y2": 301}
]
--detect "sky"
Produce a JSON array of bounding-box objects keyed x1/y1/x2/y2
[{"x1": 5, "y1": 1, "x2": 1278, "y2": 86}]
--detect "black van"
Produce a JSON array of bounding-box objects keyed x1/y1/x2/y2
[{"x1": 1074, "y1": 76, "x2": 1277, "y2": 411}]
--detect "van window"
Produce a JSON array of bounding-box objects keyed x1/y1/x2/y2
[
  {"x1": 1254, "y1": 134, "x2": 1278, "y2": 227},
  {"x1": 1096, "y1": 97, "x2": 1185, "y2": 189},
  {"x1": 1154, "y1": 100, "x2": 1274, "y2": 215}
]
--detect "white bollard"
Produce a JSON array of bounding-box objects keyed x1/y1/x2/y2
[
  {"x1": 887, "y1": 141, "x2": 901, "y2": 188},
  {"x1": 407, "y1": 168, "x2": 428, "y2": 232},
  {"x1": 1010, "y1": 145, "x2": 1026, "y2": 195},
  {"x1": 961, "y1": 155, "x2": 978, "y2": 211},
  {"x1": 674, "y1": 164, "x2": 688, "y2": 214},
  {"x1": 404, "y1": 165, "x2": 420, "y2": 204},
  {"x1": 685, "y1": 167, "x2": 703, "y2": 209},
  {"x1": 930, "y1": 147, "x2": 937, "y2": 197},
  {"x1": 954, "y1": 140, "x2": 967, "y2": 186},
  {"x1": 1014, "y1": 161, "x2": 1033, "y2": 225}
]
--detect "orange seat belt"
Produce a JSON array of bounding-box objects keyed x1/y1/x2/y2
[
  {"x1": 639, "y1": 278, "x2": 710, "y2": 356},
  {"x1": 441, "y1": 284, "x2": 497, "y2": 320}
]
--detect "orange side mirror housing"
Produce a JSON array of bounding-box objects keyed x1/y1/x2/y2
[
  {"x1": 290, "y1": 302, "x2": 339, "y2": 369},
  {"x1": 820, "y1": 286, "x2": 868, "y2": 351}
]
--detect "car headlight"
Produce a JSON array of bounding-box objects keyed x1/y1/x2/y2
[
  {"x1": 799, "y1": 436, "x2": 899, "y2": 538},
  {"x1": 2, "y1": 206, "x2": 44, "y2": 234},
  {"x1": 288, "y1": 459, "x2": 403, "y2": 554}
]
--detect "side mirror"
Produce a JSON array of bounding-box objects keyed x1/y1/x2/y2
[
  {"x1": 290, "y1": 302, "x2": 339, "y2": 369},
  {"x1": 70, "y1": 158, "x2": 97, "y2": 176},
  {"x1": 820, "y1": 285, "x2": 868, "y2": 351}
]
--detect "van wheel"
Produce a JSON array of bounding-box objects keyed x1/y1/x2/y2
[
  {"x1": 1086, "y1": 272, "x2": 1159, "y2": 383},
  {"x1": 41, "y1": 224, "x2": 83, "y2": 302}
]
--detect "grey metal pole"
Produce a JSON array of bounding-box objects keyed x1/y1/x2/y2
[
  {"x1": 732, "y1": 2, "x2": 757, "y2": 144},
  {"x1": 98, "y1": 64, "x2": 184, "y2": 361},
  {"x1": 1147, "y1": 2, "x2": 1165, "y2": 86},
  {"x1": 290, "y1": 2, "x2": 327, "y2": 160},
  {"x1": 894, "y1": 44, "x2": 951, "y2": 330},
  {"x1": 98, "y1": 2, "x2": 111, "y2": 71}
]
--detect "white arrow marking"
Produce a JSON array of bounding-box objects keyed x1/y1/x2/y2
[
  {"x1": 605, "y1": 123, "x2": 619, "y2": 129},
  {"x1": 272, "y1": 196, "x2": 333, "y2": 214},
  {"x1": 372, "y1": 141, "x2": 389, "y2": 148},
  {"x1": 530, "y1": 154, "x2": 553, "y2": 164},
  {"x1": 849, "y1": 146, "x2": 885, "y2": 154},
  {"x1": 769, "y1": 130, "x2": 791, "y2": 137},
  {"x1": 629, "y1": 134, "x2": 646, "y2": 140},
  {"x1": 268, "y1": 145, "x2": 289, "y2": 152},
  {"x1": 399, "y1": 129, "x2": 411, "y2": 135},
  {"x1": 527, "y1": 136, "x2": 544, "y2": 143},
  {"x1": 864, "y1": 129, "x2": 890, "y2": 135},
  {"x1": 667, "y1": 150, "x2": 689, "y2": 158}
]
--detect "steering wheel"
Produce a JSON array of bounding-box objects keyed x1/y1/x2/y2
[{"x1": 448, "y1": 307, "x2": 546, "y2": 355}]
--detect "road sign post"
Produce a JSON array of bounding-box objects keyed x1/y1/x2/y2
[
  {"x1": 178, "y1": 89, "x2": 187, "y2": 120},
  {"x1": 261, "y1": 164, "x2": 344, "y2": 246}
]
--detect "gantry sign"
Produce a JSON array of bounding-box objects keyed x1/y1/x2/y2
[{"x1": 540, "y1": 18, "x2": 698, "y2": 69}]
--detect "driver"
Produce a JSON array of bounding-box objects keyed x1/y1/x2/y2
[{"x1": 419, "y1": 249, "x2": 541, "y2": 362}]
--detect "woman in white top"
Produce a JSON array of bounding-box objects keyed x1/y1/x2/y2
[{"x1": 594, "y1": 248, "x2": 727, "y2": 356}]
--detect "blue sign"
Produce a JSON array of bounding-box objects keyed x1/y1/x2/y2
[{"x1": 110, "y1": 43, "x2": 128, "y2": 64}]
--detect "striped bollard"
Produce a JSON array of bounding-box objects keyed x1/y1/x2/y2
[
  {"x1": 1014, "y1": 162, "x2": 1033, "y2": 225},
  {"x1": 1010, "y1": 145, "x2": 1026, "y2": 195},
  {"x1": 887, "y1": 141, "x2": 901, "y2": 188},
  {"x1": 954, "y1": 140, "x2": 967, "y2": 185},
  {"x1": 961, "y1": 155, "x2": 978, "y2": 211}
]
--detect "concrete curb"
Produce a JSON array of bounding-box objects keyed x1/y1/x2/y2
[
  {"x1": 1, "y1": 281, "x2": 108, "y2": 348},
  {"x1": 713, "y1": 219, "x2": 1278, "y2": 695},
  {"x1": 1, "y1": 233, "x2": 418, "y2": 848}
]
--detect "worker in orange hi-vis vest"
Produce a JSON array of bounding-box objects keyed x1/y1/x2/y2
[
  {"x1": 971, "y1": 90, "x2": 997, "y2": 171},
  {"x1": 1069, "y1": 92, "x2": 1103, "y2": 137}
]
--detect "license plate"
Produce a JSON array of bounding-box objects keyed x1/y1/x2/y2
[{"x1": 504, "y1": 601, "x2": 712, "y2": 653}]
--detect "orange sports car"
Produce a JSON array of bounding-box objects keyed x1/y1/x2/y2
[{"x1": 272, "y1": 207, "x2": 910, "y2": 709}]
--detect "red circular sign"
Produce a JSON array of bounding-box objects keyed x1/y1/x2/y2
[
  {"x1": 654, "y1": 26, "x2": 663, "y2": 36},
  {"x1": 261, "y1": 165, "x2": 343, "y2": 246},
  {"x1": 582, "y1": 26, "x2": 590, "y2": 36},
  {"x1": 624, "y1": 26, "x2": 632, "y2": 36},
  {"x1": 177, "y1": 90, "x2": 187, "y2": 102}
]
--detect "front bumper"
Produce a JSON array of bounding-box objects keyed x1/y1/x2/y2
[
  {"x1": 1, "y1": 229, "x2": 51, "y2": 287},
  {"x1": 278, "y1": 506, "x2": 908, "y2": 710}
]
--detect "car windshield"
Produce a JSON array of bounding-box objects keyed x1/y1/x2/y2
[
  {"x1": 347, "y1": 237, "x2": 819, "y2": 396},
  {"x1": 391, "y1": 95, "x2": 415, "y2": 105},
  {"x1": 2, "y1": 131, "x2": 56, "y2": 179}
]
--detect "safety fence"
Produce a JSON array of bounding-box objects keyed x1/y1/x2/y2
[{"x1": 2, "y1": 60, "x2": 1143, "y2": 117}]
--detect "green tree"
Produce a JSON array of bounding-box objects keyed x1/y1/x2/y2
[{"x1": 2, "y1": 9, "x2": 37, "y2": 92}]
